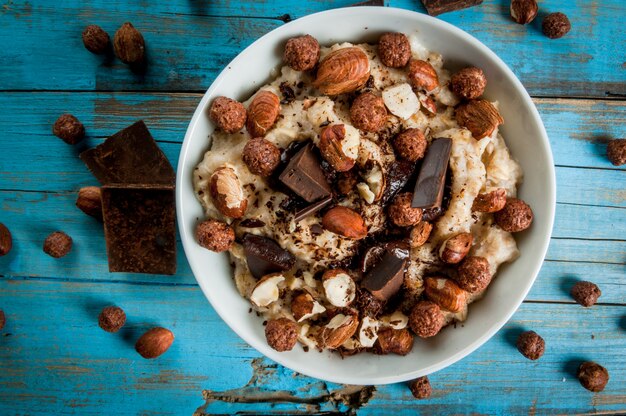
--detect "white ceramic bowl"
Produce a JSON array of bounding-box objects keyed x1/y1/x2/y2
[{"x1": 177, "y1": 7, "x2": 556, "y2": 385}]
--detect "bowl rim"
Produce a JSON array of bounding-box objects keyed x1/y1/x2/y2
[{"x1": 176, "y1": 6, "x2": 556, "y2": 385}]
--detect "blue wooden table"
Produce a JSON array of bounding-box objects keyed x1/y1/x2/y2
[{"x1": 0, "y1": 1, "x2": 624, "y2": 414}]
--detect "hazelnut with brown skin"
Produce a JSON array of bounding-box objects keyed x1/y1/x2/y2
[
  {"x1": 374, "y1": 327, "x2": 414, "y2": 356},
  {"x1": 0, "y1": 223, "x2": 12, "y2": 256},
  {"x1": 510, "y1": 0, "x2": 538, "y2": 25},
  {"x1": 516, "y1": 330, "x2": 545, "y2": 360},
  {"x1": 265, "y1": 317, "x2": 299, "y2": 352},
  {"x1": 76, "y1": 186, "x2": 102, "y2": 220},
  {"x1": 455, "y1": 256, "x2": 492, "y2": 293},
  {"x1": 392, "y1": 128, "x2": 427, "y2": 162},
  {"x1": 82, "y1": 25, "x2": 110, "y2": 54},
  {"x1": 449, "y1": 67, "x2": 487, "y2": 100},
  {"x1": 606, "y1": 139, "x2": 626, "y2": 166},
  {"x1": 378, "y1": 32, "x2": 411, "y2": 68},
  {"x1": 439, "y1": 233, "x2": 473, "y2": 264},
  {"x1": 0, "y1": 309, "x2": 5, "y2": 330},
  {"x1": 409, "y1": 376, "x2": 432, "y2": 399},
  {"x1": 407, "y1": 60, "x2": 439, "y2": 92},
  {"x1": 53, "y1": 114, "x2": 85, "y2": 145},
  {"x1": 350, "y1": 92, "x2": 387, "y2": 133},
  {"x1": 542, "y1": 12, "x2": 571, "y2": 39},
  {"x1": 409, "y1": 300, "x2": 445, "y2": 338},
  {"x1": 578, "y1": 361, "x2": 609, "y2": 392},
  {"x1": 570, "y1": 281, "x2": 602, "y2": 307},
  {"x1": 494, "y1": 198, "x2": 533, "y2": 232},
  {"x1": 388, "y1": 192, "x2": 423, "y2": 227},
  {"x1": 195, "y1": 219, "x2": 235, "y2": 253},
  {"x1": 43, "y1": 231, "x2": 73, "y2": 258},
  {"x1": 472, "y1": 188, "x2": 507, "y2": 213},
  {"x1": 284, "y1": 35, "x2": 320, "y2": 71},
  {"x1": 410, "y1": 221, "x2": 433, "y2": 248},
  {"x1": 113, "y1": 22, "x2": 145, "y2": 64},
  {"x1": 98, "y1": 306, "x2": 126, "y2": 333},
  {"x1": 242, "y1": 138, "x2": 281, "y2": 177},
  {"x1": 209, "y1": 97, "x2": 247, "y2": 134}
]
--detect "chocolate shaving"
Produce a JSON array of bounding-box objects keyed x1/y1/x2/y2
[
  {"x1": 294, "y1": 195, "x2": 333, "y2": 222},
  {"x1": 239, "y1": 218, "x2": 266, "y2": 228}
]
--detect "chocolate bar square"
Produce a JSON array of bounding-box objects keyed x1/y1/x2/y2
[{"x1": 421, "y1": 0, "x2": 483, "y2": 16}]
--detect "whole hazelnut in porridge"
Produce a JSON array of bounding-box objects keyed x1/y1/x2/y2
[{"x1": 193, "y1": 31, "x2": 531, "y2": 355}]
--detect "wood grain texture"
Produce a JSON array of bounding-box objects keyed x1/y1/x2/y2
[
  {"x1": 0, "y1": 278, "x2": 624, "y2": 415},
  {"x1": 0, "y1": 0, "x2": 624, "y2": 96}
]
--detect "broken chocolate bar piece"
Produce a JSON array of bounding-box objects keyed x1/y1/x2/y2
[
  {"x1": 242, "y1": 234, "x2": 296, "y2": 279},
  {"x1": 279, "y1": 143, "x2": 332, "y2": 203},
  {"x1": 412, "y1": 138, "x2": 452, "y2": 210},
  {"x1": 361, "y1": 249, "x2": 407, "y2": 301},
  {"x1": 382, "y1": 159, "x2": 418, "y2": 205},
  {"x1": 294, "y1": 195, "x2": 333, "y2": 223},
  {"x1": 421, "y1": 0, "x2": 483, "y2": 16},
  {"x1": 101, "y1": 184, "x2": 176, "y2": 275},
  {"x1": 80, "y1": 121, "x2": 175, "y2": 186}
]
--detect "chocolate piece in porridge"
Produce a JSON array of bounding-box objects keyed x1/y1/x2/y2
[
  {"x1": 361, "y1": 249, "x2": 407, "y2": 301},
  {"x1": 411, "y1": 137, "x2": 452, "y2": 210},
  {"x1": 279, "y1": 143, "x2": 332, "y2": 203},
  {"x1": 242, "y1": 234, "x2": 296, "y2": 279},
  {"x1": 294, "y1": 195, "x2": 333, "y2": 222}
]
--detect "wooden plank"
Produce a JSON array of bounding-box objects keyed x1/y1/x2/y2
[
  {"x1": 0, "y1": 278, "x2": 623, "y2": 415},
  {"x1": 0, "y1": 1, "x2": 624, "y2": 97}
]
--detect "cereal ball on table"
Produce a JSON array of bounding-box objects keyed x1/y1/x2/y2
[
  {"x1": 209, "y1": 97, "x2": 247, "y2": 133},
  {"x1": 578, "y1": 361, "x2": 609, "y2": 392},
  {"x1": 284, "y1": 35, "x2": 320, "y2": 71},
  {"x1": 53, "y1": 114, "x2": 85, "y2": 145},
  {"x1": 392, "y1": 128, "x2": 427, "y2": 162},
  {"x1": 606, "y1": 139, "x2": 626, "y2": 166},
  {"x1": 43, "y1": 231, "x2": 73, "y2": 258},
  {"x1": 570, "y1": 281, "x2": 602, "y2": 307},
  {"x1": 196, "y1": 219, "x2": 235, "y2": 253},
  {"x1": 82, "y1": 25, "x2": 110, "y2": 54},
  {"x1": 265, "y1": 318, "x2": 299, "y2": 352},
  {"x1": 98, "y1": 306, "x2": 126, "y2": 333},
  {"x1": 542, "y1": 12, "x2": 571, "y2": 39},
  {"x1": 408, "y1": 376, "x2": 432, "y2": 399},
  {"x1": 516, "y1": 330, "x2": 545, "y2": 360},
  {"x1": 242, "y1": 138, "x2": 281, "y2": 177},
  {"x1": 494, "y1": 198, "x2": 533, "y2": 232},
  {"x1": 388, "y1": 193, "x2": 423, "y2": 227},
  {"x1": 378, "y1": 32, "x2": 411, "y2": 68},
  {"x1": 350, "y1": 92, "x2": 387, "y2": 133},
  {"x1": 409, "y1": 300, "x2": 444, "y2": 338}
]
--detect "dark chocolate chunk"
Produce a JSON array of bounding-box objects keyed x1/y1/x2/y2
[
  {"x1": 421, "y1": 0, "x2": 483, "y2": 16},
  {"x1": 279, "y1": 82, "x2": 296, "y2": 105},
  {"x1": 101, "y1": 184, "x2": 176, "y2": 275},
  {"x1": 294, "y1": 195, "x2": 333, "y2": 222},
  {"x1": 242, "y1": 234, "x2": 296, "y2": 279},
  {"x1": 80, "y1": 121, "x2": 175, "y2": 186},
  {"x1": 360, "y1": 241, "x2": 410, "y2": 275},
  {"x1": 382, "y1": 159, "x2": 417, "y2": 205},
  {"x1": 310, "y1": 224, "x2": 324, "y2": 236},
  {"x1": 412, "y1": 138, "x2": 452, "y2": 209},
  {"x1": 239, "y1": 218, "x2": 266, "y2": 228},
  {"x1": 361, "y1": 250, "x2": 407, "y2": 301},
  {"x1": 279, "y1": 143, "x2": 332, "y2": 203}
]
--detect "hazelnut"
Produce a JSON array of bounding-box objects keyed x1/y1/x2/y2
[
  {"x1": 291, "y1": 292, "x2": 325, "y2": 322},
  {"x1": 82, "y1": 25, "x2": 110, "y2": 54},
  {"x1": 516, "y1": 330, "x2": 545, "y2": 360},
  {"x1": 250, "y1": 274, "x2": 285, "y2": 308},
  {"x1": 356, "y1": 161, "x2": 386, "y2": 204},
  {"x1": 374, "y1": 327, "x2": 414, "y2": 356},
  {"x1": 0, "y1": 222, "x2": 12, "y2": 256},
  {"x1": 409, "y1": 300, "x2": 444, "y2": 338},
  {"x1": 76, "y1": 186, "x2": 102, "y2": 220},
  {"x1": 408, "y1": 376, "x2": 432, "y2": 399},
  {"x1": 510, "y1": 0, "x2": 538, "y2": 24},
  {"x1": 195, "y1": 219, "x2": 235, "y2": 252},
  {"x1": 578, "y1": 361, "x2": 609, "y2": 392},
  {"x1": 313, "y1": 47, "x2": 370, "y2": 96},
  {"x1": 246, "y1": 90, "x2": 281, "y2": 137},
  {"x1": 350, "y1": 92, "x2": 387, "y2": 133},
  {"x1": 355, "y1": 288, "x2": 385, "y2": 318},
  {"x1": 242, "y1": 138, "x2": 281, "y2": 176},
  {"x1": 542, "y1": 12, "x2": 571, "y2": 39},
  {"x1": 336, "y1": 170, "x2": 359, "y2": 196},
  {"x1": 570, "y1": 281, "x2": 602, "y2": 307},
  {"x1": 0, "y1": 309, "x2": 5, "y2": 330},
  {"x1": 407, "y1": 60, "x2": 439, "y2": 92},
  {"x1": 318, "y1": 124, "x2": 360, "y2": 172},
  {"x1": 284, "y1": 35, "x2": 320, "y2": 71},
  {"x1": 494, "y1": 198, "x2": 533, "y2": 232},
  {"x1": 43, "y1": 231, "x2": 73, "y2": 258},
  {"x1": 423, "y1": 277, "x2": 467, "y2": 313},
  {"x1": 472, "y1": 188, "x2": 507, "y2": 213},
  {"x1": 378, "y1": 32, "x2": 411, "y2": 68},
  {"x1": 321, "y1": 206, "x2": 368, "y2": 240},
  {"x1": 98, "y1": 306, "x2": 126, "y2": 333},
  {"x1": 449, "y1": 67, "x2": 487, "y2": 100},
  {"x1": 265, "y1": 318, "x2": 299, "y2": 351},
  {"x1": 319, "y1": 311, "x2": 359, "y2": 349},
  {"x1": 439, "y1": 233, "x2": 473, "y2": 264},
  {"x1": 418, "y1": 93, "x2": 437, "y2": 116},
  {"x1": 113, "y1": 22, "x2": 145, "y2": 64},
  {"x1": 455, "y1": 99, "x2": 503, "y2": 140},
  {"x1": 455, "y1": 256, "x2": 491, "y2": 293},
  {"x1": 322, "y1": 269, "x2": 356, "y2": 307},
  {"x1": 209, "y1": 166, "x2": 248, "y2": 219},
  {"x1": 53, "y1": 114, "x2": 85, "y2": 145},
  {"x1": 409, "y1": 221, "x2": 433, "y2": 248},
  {"x1": 388, "y1": 192, "x2": 423, "y2": 227},
  {"x1": 607, "y1": 139, "x2": 626, "y2": 166},
  {"x1": 209, "y1": 96, "x2": 247, "y2": 134},
  {"x1": 392, "y1": 128, "x2": 427, "y2": 162},
  {"x1": 135, "y1": 327, "x2": 174, "y2": 359}
]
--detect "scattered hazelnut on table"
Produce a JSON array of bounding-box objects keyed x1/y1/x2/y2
[
  {"x1": 82, "y1": 24, "x2": 110, "y2": 54},
  {"x1": 408, "y1": 376, "x2": 432, "y2": 399},
  {"x1": 542, "y1": 12, "x2": 571, "y2": 39},
  {"x1": 449, "y1": 67, "x2": 487, "y2": 100},
  {"x1": 76, "y1": 186, "x2": 103, "y2": 220},
  {"x1": 494, "y1": 198, "x2": 533, "y2": 232},
  {"x1": 439, "y1": 233, "x2": 473, "y2": 264},
  {"x1": 392, "y1": 128, "x2": 427, "y2": 162},
  {"x1": 606, "y1": 139, "x2": 626, "y2": 166},
  {"x1": 53, "y1": 114, "x2": 85, "y2": 145},
  {"x1": 242, "y1": 138, "x2": 281, "y2": 176},
  {"x1": 510, "y1": 0, "x2": 538, "y2": 25},
  {"x1": 455, "y1": 256, "x2": 492, "y2": 293},
  {"x1": 113, "y1": 22, "x2": 145, "y2": 64},
  {"x1": 0, "y1": 309, "x2": 5, "y2": 330},
  {"x1": 409, "y1": 221, "x2": 433, "y2": 248},
  {"x1": 265, "y1": 317, "x2": 299, "y2": 352},
  {"x1": 135, "y1": 327, "x2": 174, "y2": 359},
  {"x1": 350, "y1": 92, "x2": 387, "y2": 133},
  {"x1": 409, "y1": 300, "x2": 444, "y2": 338},
  {"x1": 407, "y1": 59, "x2": 439, "y2": 92},
  {"x1": 0, "y1": 222, "x2": 12, "y2": 256},
  {"x1": 378, "y1": 32, "x2": 411, "y2": 68},
  {"x1": 374, "y1": 327, "x2": 414, "y2": 356},
  {"x1": 578, "y1": 361, "x2": 609, "y2": 392},
  {"x1": 570, "y1": 281, "x2": 602, "y2": 307},
  {"x1": 516, "y1": 330, "x2": 545, "y2": 360},
  {"x1": 98, "y1": 306, "x2": 126, "y2": 333},
  {"x1": 209, "y1": 97, "x2": 247, "y2": 134},
  {"x1": 195, "y1": 219, "x2": 235, "y2": 253},
  {"x1": 43, "y1": 231, "x2": 73, "y2": 258},
  {"x1": 283, "y1": 34, "x2": 320, "y2": 71},
  {"x1": 472, "y1": 188, "x2": 507, "y2": 213},
  {"x1": 388, "y1": 192, "x2": 423, "y2": 227}
]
